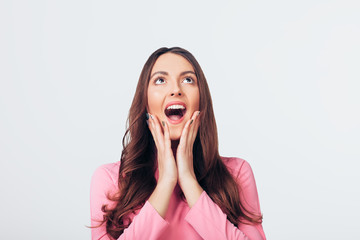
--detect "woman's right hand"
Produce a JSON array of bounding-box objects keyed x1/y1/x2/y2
[
  {"x1": 147, "y1": 113, "x2": 177, "y2": 218},
  {"x1": 147, "y1": 113, "x2": 177, "y2": 186}
]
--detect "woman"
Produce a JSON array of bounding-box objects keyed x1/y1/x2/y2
[{"x1": 90, "y1": 47, "x2": 266, "y2": 239}]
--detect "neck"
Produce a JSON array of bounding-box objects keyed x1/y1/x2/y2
[{"x1": 171, "y1": 140, "x2": 179, "y2": 158}]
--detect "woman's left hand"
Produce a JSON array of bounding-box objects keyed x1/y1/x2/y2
[{"x1": 176, "y1": 111, "x2": 204, "y2": 207}]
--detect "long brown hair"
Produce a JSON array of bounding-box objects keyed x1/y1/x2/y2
[{"x1": 100, "y1": 47, "x2": 262, "y2": 239}]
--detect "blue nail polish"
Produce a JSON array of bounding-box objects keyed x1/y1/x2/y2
[
  {"x1": 145, "y1": 113, "x2": 149, "y2": 120},
  {"x1": 190, "y1": 119, "x2": 193, "y2": 125},
  {"x1": 162, "y1": 121, "x2": 165, "y2": 127}
]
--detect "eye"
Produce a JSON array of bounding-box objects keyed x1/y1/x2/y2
[
  {"x1": 154, "y1": 78, "x2": 166, "y2": 85},
  {"x1": 183, "y1": 77, "x2": 195, "y2": 84}
]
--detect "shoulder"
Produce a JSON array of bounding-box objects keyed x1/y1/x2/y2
[
  {"x1": 220, "y1": 156, "x2": 257, "y2": 190},
  {"x1": 220, "y1": 156, "x2": 253, "y2": 179},
  {"x1": 90, "y1": 162, "x2": 121, "y2": 226},
  {"x1": 91, "y1": 161, "x2": 120, "y2": 190},
  {"x1": 221, "y1": 156, "x2": 261, "y2": 213}
]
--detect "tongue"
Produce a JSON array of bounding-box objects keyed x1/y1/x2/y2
[{"x1": 168, "y1": 115, "x2": 182, "y2": 121}]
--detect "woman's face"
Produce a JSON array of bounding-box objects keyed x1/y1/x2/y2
[{"x1": 147, "y1": 53, "x2": 200, "y2": 140}]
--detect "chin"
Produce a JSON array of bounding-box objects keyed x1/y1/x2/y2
[
  {"x1": 169, "y1": 127, "x2": 182, "y2": 140},
  {"x1": 169, "y1": 132, "x2": 181, "y2": 141}
]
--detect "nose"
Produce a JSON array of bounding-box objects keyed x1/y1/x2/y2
[
  {"x1": 171, "y1": 92, "x2": 182, "y2": 96},
  {"x1": 170, "y1": 82, "x2": 182, "y2": 96}
]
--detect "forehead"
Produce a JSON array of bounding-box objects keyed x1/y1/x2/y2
[{"x1": 151, "y1": 53, "x2": 195, "y2": 74}]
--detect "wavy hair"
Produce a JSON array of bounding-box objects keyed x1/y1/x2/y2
[{"x1": 100, "y1": 47, "x2": 262, "y2": 239}]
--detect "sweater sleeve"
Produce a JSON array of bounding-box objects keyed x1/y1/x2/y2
[
  {"x1": 184, "y1": 160, "x2": 266, "y2": 240},
  {"x1": 90, "y1": 164, "x2": 169, "y2": 240}
]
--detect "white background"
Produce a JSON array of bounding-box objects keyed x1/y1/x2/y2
[{"x1": 1, "y1": 0, "x2": 359, "y2": 239}]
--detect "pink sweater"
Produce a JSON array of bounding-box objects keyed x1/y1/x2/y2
[{"x1": 90, "y1": 157, "x2": 266, "y2": 240}]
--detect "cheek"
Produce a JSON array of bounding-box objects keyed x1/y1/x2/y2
[
  {"x1": 190, "y1": 89, "x2": 200, "y2": 109},
  {"x1": 195, "y1": 94, "x2": 200, "y2": 109},
  {"x1": 147, "y1": 89, "x2": 163, "y2": 113}
]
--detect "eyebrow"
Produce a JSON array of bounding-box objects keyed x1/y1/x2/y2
[{"x1": 150, "y1": 70, "x2": 196, "y2": 79}]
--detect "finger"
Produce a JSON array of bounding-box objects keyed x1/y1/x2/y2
[
  {"x1": 147, "y1": 113, "x2": 161, "y2": 147},
  {"x1": 185, "y1": 111, "x2": 200, "y2": 147},
  {"x1": 178, "y1": 111, "x2": 201, "y2": 151},
  {"x1": 150, "y1": 115, "x2": 175, "y2": 163},
  {"x1": 151, "y1": 114, "x2": 166, "y2": 148},
  {"x1": 162, "y1": 120, "x2": 171, "y2": 150},
  {"x1": 189, "y1": 111, "x2": 200, "y2": 126},
  {"x1": 178, "y1": 116, "x2": 193, "y2": 150},
  {"x1": 189, "y1": 111, "x2": 201, "y2": 142}
]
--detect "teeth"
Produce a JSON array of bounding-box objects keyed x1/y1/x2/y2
[{"x1": 166, "y1": 105, "x2": 185, "y2": 110}]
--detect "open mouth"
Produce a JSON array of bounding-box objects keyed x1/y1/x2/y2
[{"x1": 164, "y1": 104, "x2": 186, "y2": 122}]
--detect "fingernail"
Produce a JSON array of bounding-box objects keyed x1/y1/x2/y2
[
  {"x1": 149, "y1": 114, "x2": 154, "y2": 120},
  {"x1": 162, "y1": 121, "x2": 165, "y2": 127},
  {"x1": 190, "y1": 119, "x2": 194, "y2": 125},
  {"x1": 145, "y1": 113, "x2": 149, "y2": 120},
  {"x1": 197, "y1": 111, "x2": 201, "y2": 116}
]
